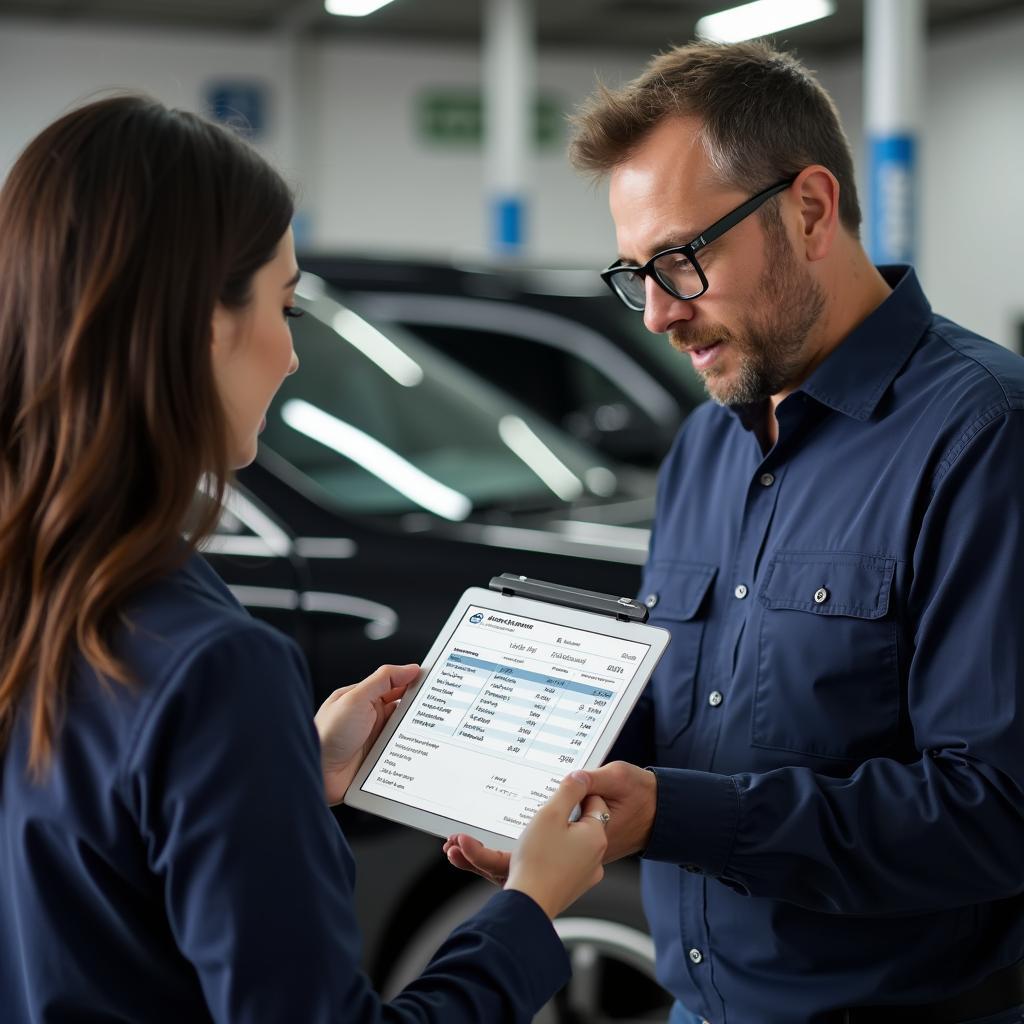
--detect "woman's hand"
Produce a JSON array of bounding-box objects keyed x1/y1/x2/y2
[
  {"x1": 315, "y1": 663, "x2": 419, "y2": 805},
  {"x1": 446, "y1": 771, "x2": 609, "y2": 920}
]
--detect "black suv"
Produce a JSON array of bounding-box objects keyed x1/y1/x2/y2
[{"x1": 298, "y1": 253, "x2": 704, "y2": 468}]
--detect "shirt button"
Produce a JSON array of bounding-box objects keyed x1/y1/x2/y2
[
  {"x1": 759, "y1": 472, "x2": 775, "y2": 487},
  {"x1": 644, "y1": 593, "x2": 658, "y2": 608},
  {"x1": 688, "y1": 947, "x2": 704, "y2": 964},
  {"x1": 734, "y1": 584, "x2": 748, "y2": 600},
  {"x1": 813, "y1": 587, "x2": 829, "y2": 604},
  {"x1": 708, "y1": 690, "x2": 723, "y2": 707}
]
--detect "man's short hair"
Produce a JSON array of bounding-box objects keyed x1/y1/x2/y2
[{"x1": 569, "y1": 40, "x2": 861, "y2": 235}]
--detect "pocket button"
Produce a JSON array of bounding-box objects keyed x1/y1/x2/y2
[
  {"x1": 813, "y1": 587, "x2": 829, "y2": 604},
  {"x1": 734, "y1": 584, "x2": 748, "y2": 600},
  {"x1": 644, "y1": 593, "x2": 659, "y2": 608}
]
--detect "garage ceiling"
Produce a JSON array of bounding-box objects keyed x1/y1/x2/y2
[{"x1": 1, "y1": 0, "x2": 1022, "y2": 54}]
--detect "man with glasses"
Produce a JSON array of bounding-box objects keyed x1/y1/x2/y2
[{"x1": 448, "y1": 40, "x2": 1024, "y2": 1024}]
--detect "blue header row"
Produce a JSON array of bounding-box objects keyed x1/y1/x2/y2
[{"x1": 447, "y1": 653, "x2": 614, "y2": 701}]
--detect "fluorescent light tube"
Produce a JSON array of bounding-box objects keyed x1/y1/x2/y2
[
  {"x1": 324, "y1": 0, "x2": 396, "y2": 16},
  {"x1": 281, "y1": 399, "x2": 473, "y2": 522},
  {"x1": 696, "y1": 0, "x2": 836, "y2": 43},
  {"x1": 331, "y1": 307, "x2": 423, "y2": 387},
  {"x1": 498, "y1": 415, "x2": 584, "y2": 502}
]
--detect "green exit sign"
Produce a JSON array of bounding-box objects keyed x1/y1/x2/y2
[{"x1": 417, "y1": 90, "x2": 564, "y2": 149}]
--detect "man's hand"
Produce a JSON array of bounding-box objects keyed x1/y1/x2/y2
[
  {"x1": 315, "y1": 664, "x2": 419, "y2": 805},
  {"x1": 585, "y1": 761, "x2": 658, "y2": 860}
]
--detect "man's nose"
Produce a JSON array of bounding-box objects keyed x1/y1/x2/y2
[{"x1": 642, "y1": 275, "x2": 695, "y2": 335}]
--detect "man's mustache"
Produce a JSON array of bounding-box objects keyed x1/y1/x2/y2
[{"x1": 669, "y1": 325, "x2": 734, "y2": 354}]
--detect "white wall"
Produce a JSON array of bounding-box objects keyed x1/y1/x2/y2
[
  {"x1": 0, "y1": 17, "x2": 646, "y2": 266},
  {"x1": 0, "y1": 20, "x2": 294, "y2": 174},
  {"x1": 811, "y1": 9, "x2": 1024, "y2": 351},
  {"x1": 306, "y1": 38, "x2": 645, "y2": 263},
  {"x1": 1, "y1": 11, "x2": 1022, "y2": 347}
]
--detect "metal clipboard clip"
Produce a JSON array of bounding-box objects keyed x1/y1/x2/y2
[{"x1": 488, "y1": 573, "x2": 649, "y2": 623}]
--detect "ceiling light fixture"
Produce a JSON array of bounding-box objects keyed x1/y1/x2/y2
[
  {"x1": 695, "y1": 0, "x2": 836, "y2": 43},
  {"x1": 324, "y1": 0, "x2": 396, "y2": 17}
]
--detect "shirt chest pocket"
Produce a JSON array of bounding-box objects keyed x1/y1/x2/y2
[
  {"x1": 753, "y1": 551, "x2": 900, "y2": 760},
  {"x1": 642, "y1": 561, "x2": 717, "y2": 750}
]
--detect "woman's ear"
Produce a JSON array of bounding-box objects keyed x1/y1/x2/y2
[
  {"x1": 210, "y1": 303, "x2": 238, "y2": 359},
  {"x1": 793, "y1": 165, "x2": 840, "y2": 262}
]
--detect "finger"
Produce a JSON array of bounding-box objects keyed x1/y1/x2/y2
[
  {"x1": 443, "y1": 835, "x2": 466, "y2": 852},
  {"x1": 378, "y1": 683, "x2": 410, "y2": 706},
  {"x1": 584, "y1": 761, "x2": 631, "y2": 799},
  {"x1": 382, "y1": 701, "x2": 401, "y2": 723},
  {"x1": 534, "y1": 770, "x2": 591, "y2": 823},
  {"x1": 446, "y1": 846, "x2": 494, "y2": 877},
  {"x1": 453, "y1": 835, "x2": 511, "y2": 878},
  {"x1": 445, "y1": 840, "x2": 505, "y2": 881},
  {"x1": 352, "y1": 664, "x2": 420, "y2": 701},
  {"x1": 449, "y1": 851, "x2": 504, "y2": 884},
  {"x1": 577, "y1": 794, "x2": 610, "y2": 824},
  {"x1": 319, "y1": 684, "x2": 356, "y2": 708},
  {"x1": 320, "y1": 664, "x2": 415, "y2": 710},
  {"x1": 582, "y1": 762, "x2": 614, "y2": 790}
]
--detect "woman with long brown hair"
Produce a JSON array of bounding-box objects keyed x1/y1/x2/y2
[{"x1": 0, "y1": 95, "x2": 609, "y2": 1023}]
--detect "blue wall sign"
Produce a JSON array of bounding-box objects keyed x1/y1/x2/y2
[
  {"x1": 492, "y1": 195, "x2": 525, "y2": 254},
  {"x1": 204, "y1": 81, "x2": 269, "y2": 140},
  {"x1": 868, "y1": 134, "x2": 916, "y2": 265}
]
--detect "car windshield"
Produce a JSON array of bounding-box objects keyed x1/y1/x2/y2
[{"x1": 259, "y1": 283, "x2": 622, "y2": 520}]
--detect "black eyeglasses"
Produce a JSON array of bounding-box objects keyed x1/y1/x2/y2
[{"x1": 601, "y1": 178, "x2": 795, "y2": 311}]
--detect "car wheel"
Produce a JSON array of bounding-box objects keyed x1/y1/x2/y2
[{"x1": 380, "y1": 861, "x2": 671, "y2": 1023}]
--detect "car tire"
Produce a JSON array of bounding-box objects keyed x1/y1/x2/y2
[{"x1": 379, "y1": 860, "x2": 671, "y2": 1023}]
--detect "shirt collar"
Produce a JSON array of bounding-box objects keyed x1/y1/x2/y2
[{"x1": 796, "y1": 265, "x2": 932, "y2": 421}]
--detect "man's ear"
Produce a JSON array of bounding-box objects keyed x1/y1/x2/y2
[{"x1": 792, "y1": 165, "x2": 840, "y2": 262}]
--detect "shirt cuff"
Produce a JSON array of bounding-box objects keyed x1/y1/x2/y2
[
  {"x1": 643, "y1": 767, "x2": 740, "y2": 877},
  {"x1": 471, "y1": 889, "x2": 571, "y2": 1006}
]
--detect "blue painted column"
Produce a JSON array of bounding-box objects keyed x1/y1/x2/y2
[
  {"x1": 483, "y1": 0, "x2": 535, "y2": 258},
  {"x1": 865, "y1": 0, "x2": 925, "y2": 266}
]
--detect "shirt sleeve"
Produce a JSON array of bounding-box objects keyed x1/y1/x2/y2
[
  {"x1": 120, "y1": 623, "x2": 569, "y2": 1022},
  {"x1": 645, "y1": 407, "x2": 1024, "y2": 914}
]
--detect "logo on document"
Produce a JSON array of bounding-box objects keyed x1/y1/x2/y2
[{"x1": 468, "y1": 612, "x2": 484, "y2": 624}]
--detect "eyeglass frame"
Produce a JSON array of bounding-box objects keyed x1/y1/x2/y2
[{"x1": 600, "y1": 177, "x2": 796, "y2": 311}]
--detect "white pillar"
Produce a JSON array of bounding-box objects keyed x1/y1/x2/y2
[
  {"x1": 482, "y1": 0, "x2": 535, "y2": 259},
  {"x1": 864, "y1": 0, "x2": 925, "y2": 265},
  {"x1": 278, "y1": 1, "x2": 326, "y2": 250},
  {"x1": 280, "y1": 31, "x2": 320, "y2": 251}
]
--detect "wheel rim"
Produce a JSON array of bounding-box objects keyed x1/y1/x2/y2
[{"x1": 533, "y1": 916, "x2": 667, "y2": 1024}]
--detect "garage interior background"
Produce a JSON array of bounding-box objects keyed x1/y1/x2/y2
[{"x1": 0, "y1": 0, "x2": 1021, "y2": 352}]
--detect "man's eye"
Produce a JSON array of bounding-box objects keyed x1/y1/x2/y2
[{"x1": 284, "y1": 306, "x2": 305, "y2": 320}]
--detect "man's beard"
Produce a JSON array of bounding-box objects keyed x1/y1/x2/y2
[{"x1": 670, "y1": 232, "x2": 826, "y2": 407}]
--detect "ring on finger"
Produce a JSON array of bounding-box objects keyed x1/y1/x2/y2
[{"x1": 585, "y1": 811, "x2": 611, "y2": 825}]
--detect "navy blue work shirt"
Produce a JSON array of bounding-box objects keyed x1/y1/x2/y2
[
  {"x1": 0, "y1": 554, "x2": 569, "y2": 1022},
  {"x1": 613, "y1": 267, "x2": 1024, "y2": 1022}
]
